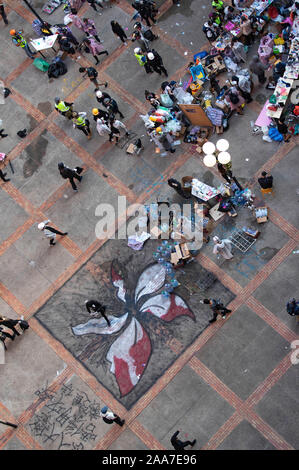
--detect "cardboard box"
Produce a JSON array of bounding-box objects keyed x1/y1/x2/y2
[
  {"x1": 197, "y1": 137, "x2": 208, "y2": 146},
  {"x1": 171, "y1": 252, "x2": 180, "y2": 265},
  {"x1": 195, "y1": 146, "x2": 203, "y2": 155},
  {"x1": 215, "y1": 101, "x2": 227, "y2": 110},
  {"x1": 180, "y1": 243, "x2": 190, "y2": 259},
  {"x1": 255, "y1": 206, "x2": 268, "y2": 224},
  {"x1": 126, "y1": 143, "x2": 136, "y2": 154},
  {"x1": 216, "y1": 125, "x2": 223, "y2": 134}
]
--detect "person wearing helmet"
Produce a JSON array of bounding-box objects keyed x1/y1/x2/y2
[
  {"x1": 58, "y1": 162, "x2": 83, "y2": 191},
  {"x1": 0, "y1": 2, "x2": 8, "y2": 25},
  {"x1": 37, "y1": 219, "x2": 68, "y2": 246},
  {"x1": 54, "y1": 97, "x2": 74, "y2": 119},
  {"x1": 92, "y1": 107, "x2": 109, "y2": 123},
  {"x1": 110, "y1": 20, "x2": 128, "y2": 45},
  {"x1": 147, "y1": 49, "x2": 168, "y2": 76},
  {"x1": 10, "y1": 29, "x2": 36, "y2": 58},
  {"x1": 134, "y1": 48, "x2": 152, "y2": 73},
  {"x1": 95, "y1": 89, "x2": 124, "y2": 118}
]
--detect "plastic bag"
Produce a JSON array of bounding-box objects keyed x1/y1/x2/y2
[
  {"x1": 140, "y1": 114, "x2": 155, "y2": 128},
  {"x1": 173, "y1": 87, "x2": 193, "y2": 104},
  {"x1": 164, "y1": 120, "x2": 181, "y2": 133},
  {"x1": 160, "y1": 94, "x2": 174, "y2": 108},
  {"x1": 223, "y1": 57, "x2": 239, "y2": 73}
]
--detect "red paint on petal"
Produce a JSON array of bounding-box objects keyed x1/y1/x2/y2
[
  {"x1": 129, "y1": 328, "x2": 151, "y2": 377},
  {"x1": 161, "y1": 295, "x2": 195, "y2": 322},
  {"x1": 114, "y1": 356, "x2": 134, "y2": 396},
  {"x1": 111, "y1": 266, "x2": 123, "y2": 283}
]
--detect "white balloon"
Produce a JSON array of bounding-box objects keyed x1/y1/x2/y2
[{"x1": 216, "y1": 139, "x2": 229, "y2": 152}]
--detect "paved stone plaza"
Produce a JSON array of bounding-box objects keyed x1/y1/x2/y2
[{"x1": 0, "y1": 0, "x2": 298, "y2": 451}]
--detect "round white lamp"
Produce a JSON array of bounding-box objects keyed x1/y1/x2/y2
[
  {"x1": 216, "y1": 139, "x2": 229, "y2": 152},
  {"x1": 202, "y1": 141, "x2": 216, "y2": 155},
  {"x1": 203, "y1": 153, "x2": 217, "y2": 167},
  {"x1": 218, "y1": 151, "x2": 231, "y2": 164}
]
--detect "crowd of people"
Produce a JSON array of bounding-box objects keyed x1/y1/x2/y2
[{"x1": 0, "y1": 0, "x2": 298, "y2": 441}]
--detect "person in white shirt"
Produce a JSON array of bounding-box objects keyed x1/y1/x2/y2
[
  {"x1": 100, "y1": 406, "x2": 125, "y2": 426},
  {"x1": 38, "y1": 220, "x2": 68, "y2": 246}
]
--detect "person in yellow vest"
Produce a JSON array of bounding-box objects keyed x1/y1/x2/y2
[
  {"x1": 72, "y1": 111, "x2": 92, "y2": 139},
  {"x1": 10, "y1": 29, "x2": 36, "y2": 58},
  {"x1": 54, "y1": 97, "x2": 74, "y2": 119},
  {"x1": 134, "y1": 47, "x2": 153, "y2": 74},
  {"x1": 212, "y1": 0, "x2": 224, "y2": 12}
]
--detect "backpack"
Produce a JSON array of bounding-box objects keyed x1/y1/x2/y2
[
  {"x1": 229, "y1": 92, "x2": 239, "y2": 104},
  {"x1": 286, "y1": 299, "x2": 299, "y2": 316}
]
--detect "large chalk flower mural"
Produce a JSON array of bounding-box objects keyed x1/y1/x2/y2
[{"x1": 72, "y1": 263, "x2": 195, "y2": 397}]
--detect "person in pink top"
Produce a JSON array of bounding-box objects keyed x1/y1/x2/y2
[
  {"x1": 82, "y1": 37, "x2": 108, "y2": 64},
  {"x1": 82, "y1": 17, "x2": 101, "y2": 43}
]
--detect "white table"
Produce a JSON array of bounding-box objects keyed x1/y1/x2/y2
[
  {"x1": 30, "y1": 34, "x2": 58, "y2": 58},
  {"x1": 191, "y1": 179, "x2": 220, "y2": 202}
]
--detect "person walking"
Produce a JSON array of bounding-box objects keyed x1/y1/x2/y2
[
  {"x1": 170, "y1": 431, "x2": 196, "y2": 450},
  {"x1": 110, "y1": 20, "x2": 128, "y2": 45},
  {"x1": 0, "y1": 316, "x2": 20, "y2": 337},
  {"x1": 203, "y1": 298, "x2": 232, "y2": 323},
  {"x1": 167, "y1": 178, "x2": 191, "y2": 199},
  {"x1": 212, "y1": 236, "x2": 234, "y2": 259},
  {"x1": 0, "y1": 2, "x2": 8, "y2": 25},
  {"x1": 10, "y1": 29, "x2": 36, "y2": 59},
  {"x1": 96, "y1": 90, "x2": 125, "y2": 118},
  {"x1": 58, "y1": 162, "x2": 83, "y2": 191},
  {"x1": 72, "y1": 111, "x2": 92, "y2": 139},
  {"x1": 54, "y1": 97, "x2": 73, "y2": 119},
  {"x1": 92, "y1": 107, "x2": 110, "y2": 123},
  {"x1": 140, "y1": 1, "x2": 157, "y2": 26},
  {"x1": 0, "y1": 161, "x2": 10, "y2": 182},
  {"x1": 249, "y1": 55, "x2": 267, "y2": 84},
  {"x1": 38, "y1": 219, "x2": 68, "y2": 246},
  {"x1": 147, "y1": 50, "x2": 168, "y2": 76},
  {"x1": 0, "y1": 129, "x2": 8, "y2": 140},
  {"x1": 85, "y1": 300, "x2": 111, "y2": 326},
  {"x1": 96, "y1": 117, "x2": 112, "y2": 139},
  {"x1": 87, "y1": 0, "x2": 104, "y2": 12},
  {"x1": 81, "y1": 37, "x2": 108, "y2": 65},
  {"x1": 82, "y1": 17, "x2": 101, "y2": 43},
  {"x1": 100, "y1": 406, "x2": 125, "y2": 426},
  {"x1": 79, "y1": 67, "x2": 108, "y2": 87},
  {"x1": 286, "y1": 298, "x2": 299, "y2": 318},
  {"x1": 109, "y1": 115, "x2": 130, "y2": 143},
  {"x1": 257, "y1": 171, "x2": 273, "y2": 194},
  {"x1": 134, "y1": 47, "x2": 152, "y2": 74}
]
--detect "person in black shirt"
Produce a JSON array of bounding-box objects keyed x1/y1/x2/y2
[
  {"x1": 203, "y1": 298, "x2": 232, "y2": 323},
  {"x1": 58, "y1": 162, "x2": 83, "y2": 191},
  {"x1": 170, "y1": 431, "x2": 196, "y2": 450},
  {"x1": 0, "y1": 2, "x2": 8, "y2": 25},
  {"x1": 92, "y1": 108, "x2": 110, "y2": 123},
  {"x1": 276, "y1": 118, "x2": 291, "y2": 142},
  {"x1": 0, "y1": 327, "x2": 14, "y2": 350},
  {"x1": 95, "y1": 90, "x2": 124, "y2": 118},
  {"x1": 258, "y1": 171, "x2": 273, "y2": 193},
  {"x1": 79, "y1": 67, "x2": 108, "y2": 87},
  {"x1": 110, "y1": 20, "x2": 128, "y2": 45},
  {"x1": 0, "y1": 316, "x2": 20, "y2": 337},
  {"x1": 85, "y1": 300, "x2": 111, "y2": 326}
]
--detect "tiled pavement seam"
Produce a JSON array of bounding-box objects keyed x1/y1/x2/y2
[{"x1": 1, "y1": 0, "x2": 298, "y2": 452}]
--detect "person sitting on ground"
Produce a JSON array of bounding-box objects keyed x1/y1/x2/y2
[{"x1": 257, "y1": 171, "x2": 273, "y2": 194}]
